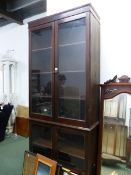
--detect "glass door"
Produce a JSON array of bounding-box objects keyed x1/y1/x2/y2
[
  {"x1": 55, "y1": 14, "x2": 86, "y2": 121},
  {"x1": 30, "y1": 23, "x2": 54, "y2": 117}
]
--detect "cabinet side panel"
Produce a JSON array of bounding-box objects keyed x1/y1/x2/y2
[
  {"x1": 86, "y1": 127, "x2": 99, "y2": 175},
  {"x1": 89, "y1": 13, "x2": 100, "y2": 127}
]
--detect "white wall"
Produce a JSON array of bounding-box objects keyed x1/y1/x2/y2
[
  {"x1": 0, "y1": 24, "x2": 29, "y2": 106},
  {"x1": 0, "y1": 0, "x2": 131, "y2": 106}
]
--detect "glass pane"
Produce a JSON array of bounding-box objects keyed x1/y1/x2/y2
[
  {"x1": 58, "y1": 72, "x2": 86, "y2": 120},
  {"x1": 37, "y1": 162, "x2": 50, "y2": 175},
  {"x1": 31, "y1": 124, "x2": 52, "y2": 158},
  {"x1": 31, "y1": 27, "x2": 53, "y2": 116},
  {"x1": 58, "y1": 152, "x2": 85, "y2": 172},
  {"x1": 32, "y1": 28, "x2": 52, "y2": 50},
  {"x1": 31, "y1": 124, "x2": 52, "y2": 148},
  {"x1": 32, "y1": 50, "x2": 51, "y2": 73},
  {"x1": 59, "y1": 18, "x2": 86, "y2": 45},
  {"x1": 58, "y1": 18, "x2": 86, "y2": 72},
  {"x1": 31, "y1": 73, "x2": 52, "y2": 116},
  {"x1": 59, "y1": 43, "x2": 86, "y2": 72},
  {"x1": 57, "y1": 128, "x2": 85, "y2": 172},
  {"x1": 59, "y1": 99, "x2": 85, "y2": 120},
  {"x1": 58, "y1": 72, "x2": 85, "y2": 98},
  {"x1": 58, "y1": 129, "x2": 85, "y2": 158},
  {"x1": 58, "y1": 18, "x2": 86, "y2": 120}
]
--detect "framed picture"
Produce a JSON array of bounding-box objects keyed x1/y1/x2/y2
[
  {"x1": 61, "y1": 167, "x2": 71, "y2": 175},
  {"x1": 33, "y1": 154, "x2": 57, "y2": 175},
  {"x1": 61, "y1": 167, "x2": 79, "y2": 175},
  {"x1": 22, "y1": 150, "x2": 36, "y2": 175}
]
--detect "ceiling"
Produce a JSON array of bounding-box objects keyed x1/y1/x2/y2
[{"x1": 0, "y1": 0, "x2": 47, "y2": 27}]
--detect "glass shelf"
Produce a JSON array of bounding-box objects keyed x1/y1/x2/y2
[
  {"x1": 32, "y1": 95, "x2": 52, "y2": 98},
  {"x1": 59, "y1": 97, "x2": 85, "y2": 100},
  {"x1": 59, "y1": 41, "x2": 85, "y2": 47},
  {"x1": 32, "y1": 46, "x2": 52, "y2": 52},
  {"x1": 32, "y1": 72, "x2": 52, "y2": 75},
  {"x1": 59, "y1": 70, "x2": 85, "y2": 73}
]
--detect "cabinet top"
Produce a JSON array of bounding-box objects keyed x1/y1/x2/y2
[
  {"x1": 28, "y1": 3, "x2": 100, "y2": 29},
  {"x1": 100, "y1": 82, "x2": 131, "y2": 87}
]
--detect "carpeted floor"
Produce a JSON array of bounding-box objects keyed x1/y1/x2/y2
[
  {"x1": 0, "y1": 134, "x2": 29, "y2": 175},
  {"x1": 0, "y1": 135, "x2": 131, "y2": 175},
  {"x1": 101, "y1": 162, "x2": 131, "y2": 175}
]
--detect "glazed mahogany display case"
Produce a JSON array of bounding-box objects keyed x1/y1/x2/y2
[{"x1": 29, "y1": 4, "x2": 100, "y2": 175}]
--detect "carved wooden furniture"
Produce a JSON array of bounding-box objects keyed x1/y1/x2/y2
[
  {"x1": 102, "y1": 123, "x2": 127, "y2": 157},
  {"x1": 126, "y1": 137, "x2": 131, "y2": 168},
  {"x1": 29, "y1": 4, "x2": 100, "y2": 175},
  {"x1": 98, "y1": 77, "x2": 131, "y2": 175},
  {"x1": 33, "y1": 154, "x2": 57, "y2": 175},
  {"x1": 22, "y1": 151, "x2": 36, "y2": 175}
]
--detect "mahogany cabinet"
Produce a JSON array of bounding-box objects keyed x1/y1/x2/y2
[{"x1": 28, "y1": 4, "x2": 100, "y2": 175}]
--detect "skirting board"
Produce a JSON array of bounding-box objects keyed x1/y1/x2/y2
[{"x1": 14, "y1": 117, "x2": 29, "y2": 137}]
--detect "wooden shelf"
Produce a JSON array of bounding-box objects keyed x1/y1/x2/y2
[
  {"x1": 32, "y1": 138, "x2": 52, "y2": 149},
  {"x1": 32, "y1": 95, "x2": 52, "y2": 98},
  {"x1": 102, "y1": 153, "x2": 125, "y2": 163},
  {"x1": 58, "y1": 145, "x2": 85, "y2": 159},
  {"x1": 59, "y1": 96, "x2": 85, "y2": 100}
]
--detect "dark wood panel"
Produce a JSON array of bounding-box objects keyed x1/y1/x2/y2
[{"x1": 15, "y1": 117, "x2": 29, "y2": 137}]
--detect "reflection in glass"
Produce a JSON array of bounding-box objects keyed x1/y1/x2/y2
[
  {"x1": 58, "y1": 72, "x2": 85, "y2": 120},
  {"x1": 57, "y1": 129, "x2": 85, "y2": 171},
  {"x1": 37, "y1": 162, "x2": 50, "y2": 175},
  {"x1": 32, "y1": 50, "x2": 51, "y2": 73},
  {"x1": 101, "y1": 93, "x2": 131, "y2": 175},
  {"x1": 31, "y1": 27, "x2": 53, "y2": 116},
  {"x1": 58, "y1": 18, "x2": 86, "y2": 72},
  {"x1": 59, "y1": 44, "x2": 85, "y2": 72},
  {"x1": 32, "y1": 124, "x2": 52, "y2": 143},
  {"x1": 32, "y1": 27, "x2": 52, "y2": 50},
  {"x1": 31, "y1": 124, "x2": 52, "y2": 157},
  {"x1": 31, "y1": 73, "x2": 52, "y2": 116},
  {"x1": 58, "y1": 18, "x2": 86, "y2": 120},
  {"x1": 58, "y1": 129, "x2": 85, "y2": 156}
]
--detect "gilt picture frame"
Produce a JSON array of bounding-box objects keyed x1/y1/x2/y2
[
  {"x1": 33, "y1": 154, "x2": 57, "y2": 175},
  {"x1": 22, "y1": 150, "x2": 36, "y2": 175}
]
